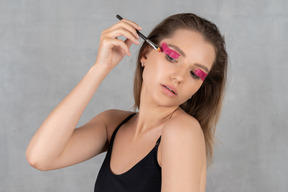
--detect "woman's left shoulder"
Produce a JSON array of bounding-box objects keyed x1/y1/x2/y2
[
  {"x1": 161, "y1": 109, "x2": 206, "y2": 157},
  {"x1": 159, "y1": 109, "x2": 206, "y2": 189},
  {"x1": 164, "y1": 109, "x2": 204, "y2": 139}
]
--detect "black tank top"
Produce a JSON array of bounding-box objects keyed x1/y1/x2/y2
[{"x1": 94, "y1": 113, "x2": 162, "y2": 191}]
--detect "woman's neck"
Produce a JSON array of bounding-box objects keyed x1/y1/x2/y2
[{"x1": 132, "y1": 88, "x2": 180, "y2": 138}]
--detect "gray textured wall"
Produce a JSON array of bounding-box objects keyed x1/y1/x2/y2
[{"x1": 1, "y1": 0, "x2": 287, "y2": 191}]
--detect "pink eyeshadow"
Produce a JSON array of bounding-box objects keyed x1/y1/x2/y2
[
  {"x1": 194, "y1": 69, "x2": 207, "y2": 81},
  {"x1": 160, "y1": 42, "x2": 180, "y2": 59}
]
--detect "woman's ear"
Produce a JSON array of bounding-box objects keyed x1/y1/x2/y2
[
  {"x1": 140, "y1": 57, "x2": 146, "y2": 66},
  {"x1": 140, "y1": 46, "x2": 152, "y2": 66}
]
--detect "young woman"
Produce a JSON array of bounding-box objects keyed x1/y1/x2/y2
[{"x1": 26, "y1": 13, "x2": 227, "y2": 191}]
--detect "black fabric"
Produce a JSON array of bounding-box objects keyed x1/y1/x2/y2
[{"x1": 94, "y1": 113, "x2": 162, "y2": 192}]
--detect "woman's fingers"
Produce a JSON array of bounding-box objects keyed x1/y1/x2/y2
[
  {"x1": 101, "y1": 37, "x2": 131, "y2": 56},
  {"x1": 94, "y1": 18, "x2": 141, "y2": 69},
  {"x1": 124, "y1": 38, "x2": 133, "y2": 50},
  {"x1": 107, "y1": 20, "x2": 141, "y2": 43},
  {"x1": 110, "y1": 18, "x2": 142, "y2": 35},
  {"x1": 118, "y1": 18, "x2": 142, "y2": 32},
  {"x1": 106, "y1": 28, "x2": 139, "y2": 45}
]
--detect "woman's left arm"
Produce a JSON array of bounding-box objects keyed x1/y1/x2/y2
[{"x1": 161, "y1": 117, "x2": 207, "y2": 192}]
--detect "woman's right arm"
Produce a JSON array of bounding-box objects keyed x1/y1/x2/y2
[{"x1": 25, "y1": 19, "x2": 141, "y2": 171}]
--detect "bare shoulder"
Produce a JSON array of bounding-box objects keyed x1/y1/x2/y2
[
  {"x1": 160, "y1": 110, "x2": 207, "y2": 191},
  {"x1": 96, "y1": 109, "x2": 135, "y2": 143},
  {"x1": 163, "y1": 110, "x2": 205, "y2": 145},
  {"x1": 161, "y1": 109, "x2": 206, "y2": 165}
]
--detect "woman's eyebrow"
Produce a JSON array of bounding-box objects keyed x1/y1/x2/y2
[
  {"x1": 195, "y1": 63, "x2": 209, "y2": 73},
  {"x1": 167, "y1": 44, "x2": 186, "y2": 57},
  {"x1": 167, "y1": 43, "x2": 209, "y2": 73}
]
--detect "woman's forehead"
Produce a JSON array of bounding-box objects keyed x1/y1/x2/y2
[{"x1": 160, "y1": 31, "x2": 216, "y2": 70}]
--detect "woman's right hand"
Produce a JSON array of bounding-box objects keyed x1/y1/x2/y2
[{"x1": 94, "y1": 18, "x2": 142, "y2": 70}]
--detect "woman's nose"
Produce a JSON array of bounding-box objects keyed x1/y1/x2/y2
[{"x1": 170, "y1": 69, "x2": 185, "y2": 84}]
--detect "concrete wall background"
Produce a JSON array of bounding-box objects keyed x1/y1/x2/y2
[{"x1": 1, "y1": 0, "x2": 287, "y2": 191}]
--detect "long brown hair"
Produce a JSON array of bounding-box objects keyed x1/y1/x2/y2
[{"x1": 133, "y1": 13, "x2": 228, "y2": 165}]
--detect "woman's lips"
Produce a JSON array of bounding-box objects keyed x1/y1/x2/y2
[{"x1": 161, "y1": 84, "x2": 177, "y2": 95}]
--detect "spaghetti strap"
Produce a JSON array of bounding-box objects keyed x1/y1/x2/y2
[
  {"x1": 155, "y1": 136, "x2": 161, "y2": 146},
  {"x1": 109, "y1": 113, "x2": 136, "y2": 150}
]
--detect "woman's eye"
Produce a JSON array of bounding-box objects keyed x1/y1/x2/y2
[
  {"x1": 165, "y1": 54, "x2": 177, "y2": 63},
  {"x1": 190, "y1": 71, "x2": 200, "y2": 79}
]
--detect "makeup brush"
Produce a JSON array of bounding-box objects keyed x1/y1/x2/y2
[{"x1": 116, "y1": 15, "x2": 161, "y2": 52}]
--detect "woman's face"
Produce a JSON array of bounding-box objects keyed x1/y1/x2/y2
[{"x1": 140, "y1": 29, "x2": 215, "y2": 107}]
